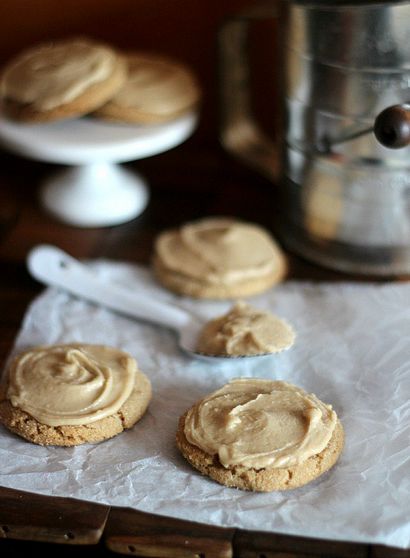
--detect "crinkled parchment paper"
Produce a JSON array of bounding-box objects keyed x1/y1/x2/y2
[{"x1": 1, "y1": 261, "x2": 409, "y2": 548}]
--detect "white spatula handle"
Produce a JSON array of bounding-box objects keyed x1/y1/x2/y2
[{"x1": 27, "y1": 245, "x2": 191, "y2": 331}]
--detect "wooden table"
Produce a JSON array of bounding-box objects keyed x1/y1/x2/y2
[{"x1": 0, "y1": 138, "x2": 408, "y2": 557}]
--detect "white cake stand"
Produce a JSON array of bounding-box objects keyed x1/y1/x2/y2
[{"x1": 0, "y1": 112, "x2": 198, "y2": 227}]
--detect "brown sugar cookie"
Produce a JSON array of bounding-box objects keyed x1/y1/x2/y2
[
  {"x1": 94, "y1": 52, "x2": 201, "y2": 124},
  {"x1": 0, "y1": 344, "x2": 151, "y2": 446},
  {"x1": 176, "y1": 379, "x2": 344, "y2": 491},
  {"x1": 153, "y1": 217, "x2": 287, "y2": 299},
  {"x1": 0, "y1": 37, "x2": 127, "y2": 123}
]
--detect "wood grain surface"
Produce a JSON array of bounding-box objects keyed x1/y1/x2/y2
[
  {"x1": 105, "y1": 507, "x2": 235, "y2": 557},
  {"x1": 0, "y1": 486, "x2": 109, "y2": 544}
]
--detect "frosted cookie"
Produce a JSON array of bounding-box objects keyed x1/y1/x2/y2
[
  {"x1": 176, "y1": 379, "x2": 344, "y2": 491},
  {"x1": 94, "y1": 52, "x2": 200, "y2": 124},
  {"x1": 0, "y1": 343, "x2": 151, "y2": 446},
  {"x1": 153, "y1": 217, "x2": 287, "y2": 299},
  {"x1": 197, "y1": 301, "x2": 295, "y2": 356},
  {"x1": 0, "y1": 37, "x2": 127, "y2": 122}
]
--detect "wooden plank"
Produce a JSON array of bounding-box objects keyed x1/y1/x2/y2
[
  {"x1": 0, "y1": 538, "x2": 114, "y2": 557},
  {"x1": 0, "y1": 486, "x2": 109, "y2": 545},
  {"x1": 371, "y1": 545, "x2": 410, "y2": 558},
  {"x1": 104, "y1": 506, "x2": 235, "y2": 557},
  {"x1": 233, "y1": 530, "x2": 368, "y2": 558}
]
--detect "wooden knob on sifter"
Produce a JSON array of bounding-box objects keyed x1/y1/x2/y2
[{"x1": 374, "y1": 104, "x2": 410, "y2": 149}]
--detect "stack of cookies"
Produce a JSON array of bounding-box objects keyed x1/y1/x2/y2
[{"x1": 0, "y1": 37, "x2": 201, "y2": 125}]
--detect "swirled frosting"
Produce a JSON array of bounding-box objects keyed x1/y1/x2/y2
[
  {"x1": 108, "y1": 53, "x2": 200, "y2": 114},
  {"x1": 197, "y1": 301, "x2": 295, "y2": 356},
  {"x1": 1, "y1": 38, "x2": 118, "y2": 110},
  {"x1": 184, "y1": 379, "x2": 337, "y2": 469},
  {"x1": 7, "y1": 344, "x2": 137, "y2": 426},
  {"x1": 155, "y1": 217, "x2": 284, "y2": 286}
]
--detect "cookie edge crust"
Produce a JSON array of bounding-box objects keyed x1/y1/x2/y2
[
  {"x1": 153, "y1": 254, "x2": 288, "y2": 299},
  {"x1": 94, "y1": 98, "x2": 200, "y2": 125},
  {"x1": 0, "y1": 370, "x2": 151, "y2": 446},
  {"x1": 93, "y1": 53, "x2": 201, "y2": 124},
  {"x1": 0, "y1": 55, "x2": 127, "y2": 123},
  {"x1": 176, "y1": 411, "x2": 344, "y2": 491}
]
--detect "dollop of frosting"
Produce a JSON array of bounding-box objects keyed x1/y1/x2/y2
[
  {"x1": 7, "y1": 344, "x2": 137, "y2": 426},
  {"x1": 1, "y1": 38, "x2": 118, "y2": 110},
  {"x1": 196, "y1": 301, "x2": 295, "y2": 356},
  {"x1": 184, "y1": 379, "x2": 337, "y2": 469},
  {"x1": 109, "y1": 53, "x2": 200, "y2": 114},
  {"x1": 155, "y1": 217, "x2": 284, "y2": 286}
]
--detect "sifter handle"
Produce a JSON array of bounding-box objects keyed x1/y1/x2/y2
[
  {"x1": 320, "y1": 103, "x2": 410, "y2": 152},
  {"x1": 373, "y1": 103, "x2": 410, "y2": 149}
]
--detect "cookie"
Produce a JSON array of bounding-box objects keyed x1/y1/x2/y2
[
  {"x1": 0, "y1": 37, "x2": 127, "y2": 123},
  {"x1": 176, "y1": 379, "x2": 344, "y2": 491},
  {"x1": 94, "y1": 52, "x2": 201, "y2": 124},
  {"x1": 0, "y1": 344, "x2": 151, "y2": 446},
  {"x1": 153, "y1": 217, "x2": 287, "y2": 299}
]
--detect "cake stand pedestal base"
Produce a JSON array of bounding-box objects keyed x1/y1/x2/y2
[
  {"x1": 0, "y1": 112, "x2": 197, "y2": 227},
  {"x1": 40, "y1": 162, "x2": 149, "y2": 227}
]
